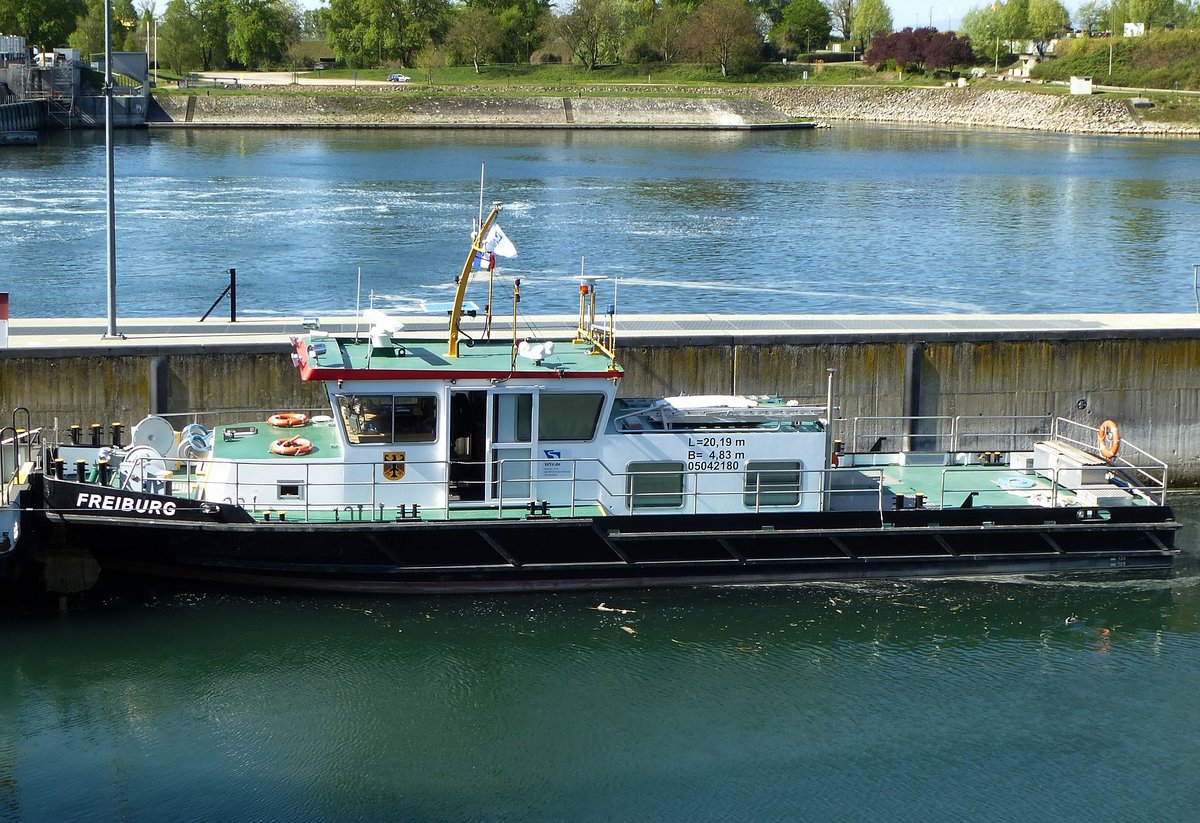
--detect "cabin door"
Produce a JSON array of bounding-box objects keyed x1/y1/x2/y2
[
  {"x1": 448, "y1": 389, "x2": 488, "y2": 502},
  {"x1": 489, "y1": 391, "x2": 534, "y2": 503}
]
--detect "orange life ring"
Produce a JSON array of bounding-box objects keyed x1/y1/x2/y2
[
  {"x1": 1097, "y1": 419, "x2": 1120, "y2": 461},
  {"x1": 270, "y1": 436, "x2": 314, "y2": 456},
  {"x1": 268, "y1": 412, "x2": 309, "y2": 428}
]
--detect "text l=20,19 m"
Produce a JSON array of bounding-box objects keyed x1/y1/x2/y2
[
  {"x1": 688, "y1": 460, "x2": 741, "y2": 472},
  {"x1": 688, "y1": 436, "x2": 746, "y2": 448}
]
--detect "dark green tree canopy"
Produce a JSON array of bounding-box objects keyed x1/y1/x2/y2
[
  {"x1": 772, "y1": 0, "x2": 833, "y2": 55},
  {"x1": 0, "y1": 0, "x2": 86, "y2": 47}
]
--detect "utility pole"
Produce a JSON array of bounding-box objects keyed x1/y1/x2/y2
[{"x1": 103, "y1": 0, "x2": 118, "y2": 339}]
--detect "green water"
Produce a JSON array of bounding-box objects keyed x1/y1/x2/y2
[{"x1": 3, "y1": 500, "x2": 1198, "y2": 821}]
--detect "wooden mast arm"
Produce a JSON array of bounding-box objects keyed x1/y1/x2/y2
[{"x1": 447, "y1": 202, "x2": 501, "y2": 358}]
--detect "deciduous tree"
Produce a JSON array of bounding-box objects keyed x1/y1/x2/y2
[
  {"x1": 645, "y1": 1, "x2": 689, "y2": 61},
  {"x1": 448, "y1": 5, "x2": 502, "y2": 72},
  {"x1": 555, "y1": 0, "x2": 624, "y2": 68},
  {"x1": 825, "y1": 0, "x2": 855, "y2": 40},
  {"x1": 1074, "y1": 0, "x2": 1105, "y2": 34},
  {"x1": 773, "y1": 0, "x2": 833, "y2": 54},
  {"x1": 866, "y1": 25, "x2": 972, "y2": 68},
  {"x1": 851, "y1": 0, "x2": 891, "y2": 49},
  {"x1": 0, "y1": 0, "x2": 86, "y2": 47},
  {"x1": 226, "y1": 0, "x2": 300, "y2": 68},
  {"x1": 685, "y1": 0, "x2": 761, "y2": 76},
  {"x1": 1027, "y1": 0, "x2": 1069, "y2": 54}
]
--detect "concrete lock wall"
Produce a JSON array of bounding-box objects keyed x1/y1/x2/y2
[
  {"x1": 2, "y1": 334, "x2": 1199, "y2": 483},
  {"x1": 0, "y1": 100, "x2": 46, "y2": 131}
]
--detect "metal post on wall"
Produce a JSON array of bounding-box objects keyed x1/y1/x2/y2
[{"x1": 199, "y1": 268, "x2": 238, "y2": 322}]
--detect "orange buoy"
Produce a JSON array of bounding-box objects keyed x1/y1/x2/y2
[
  {"x1": 268, "y1": 412, "x2": 309, "y2": 428},
  {"x1": 1097, "y1": 419, "x2": 1120, "y2": 461},
  {"x1": 270, "y1": 436, "x2": 314, "y2": 456}
]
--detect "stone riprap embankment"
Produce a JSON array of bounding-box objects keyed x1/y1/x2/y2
[
  {"x1": 743, "y1": 85, "x2": 1200, "y2": 135},
  {"x1": 150, "y1": 93, "x2": 793, "y2": 128},
  {"x1": 149, "y1": 84, "x2": 1200, "y2": 135}
]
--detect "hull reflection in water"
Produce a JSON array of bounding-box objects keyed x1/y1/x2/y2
[{"x1": 2, "y1": 539, "x2": 1197, "y2": 821}]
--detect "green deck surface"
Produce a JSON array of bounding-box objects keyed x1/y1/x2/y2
[
  {"x1": 873, "y1": 464, "x2": 1141, "y2": 508},
  {"x1": 213, "y1": 420, "x2": 344, "y2": 460},
  {"x1": 308, "y1": 336, "x2": 621, "y2": 376}
]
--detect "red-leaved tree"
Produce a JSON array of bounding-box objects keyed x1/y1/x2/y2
[{"x1": 866, "y1": 27, "x2": 974, "y2": 71}]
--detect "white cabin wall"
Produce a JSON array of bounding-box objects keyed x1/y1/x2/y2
[{"x1": 592, "y1": 429, "x2": 828, "y2": 515}]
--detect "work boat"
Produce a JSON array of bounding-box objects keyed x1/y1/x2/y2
[{"x1": 32, "y1": 207, "x2": 1179, "y2": 592}]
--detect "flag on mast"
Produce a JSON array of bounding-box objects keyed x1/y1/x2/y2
[
  {"x1": 483, "y1": 224, "x2": 517, "y2": 258},
  {"x1": 474, "y1": 224, "x2": 517, "y2": 271}
]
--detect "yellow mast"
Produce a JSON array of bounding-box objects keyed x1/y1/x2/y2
[{"x1": 447, "y1": 202, "x2": 501, "y2": 358}]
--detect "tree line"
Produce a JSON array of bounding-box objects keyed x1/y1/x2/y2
[
  {"x1": 1, "y1": 0, "x2": 896, "y2": 74},
  {"x1": 3, "y1": 0, "x2": 1198, "y2": 76}
]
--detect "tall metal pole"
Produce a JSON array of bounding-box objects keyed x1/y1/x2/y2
[{"x1": 104, "y1": 0, "x2": 118, "y2": 338}]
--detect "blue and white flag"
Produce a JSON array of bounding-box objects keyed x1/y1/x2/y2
[{"x1": 483, "y1": 224, "x2": 517, "y2": 258}]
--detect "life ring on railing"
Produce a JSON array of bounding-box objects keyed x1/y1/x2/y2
[
  {"x1": 1098, "y1": 419, "x2": 1120, "y2": 461},
  {"x1": 270, "y1": 436, "x2": 314, "y2": 456},
  {"x1": 268, "y1": 412, "x2": 309, "y2": 428}
]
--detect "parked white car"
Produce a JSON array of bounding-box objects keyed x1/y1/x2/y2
[{"x1": 387, "y1": 74, "x2": 410, "y2": 82}]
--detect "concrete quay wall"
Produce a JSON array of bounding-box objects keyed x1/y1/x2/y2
[
  {"x1": 148, "y1": 86, "x2": 1200, "y2": 135},
  {"x1": 3, "y1": 314, "x2": 1199, "y2": 482},
  {"x1": 149, "y1": 93, "x2": 795, "y2": 128},
  {"x1": 0, "y1": 100, "x2": 45, "y2": 131}
]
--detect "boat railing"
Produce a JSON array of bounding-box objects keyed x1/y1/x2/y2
[
  {"x1": 1051, "y1": 417, "x2": 1169, "y2": 504},
  {"x1": 2, "y1": 413, "x2": 41, "y2": 505},
  {"x1": 146, "y1": 408, "x2": 334, "y2": 430},
  {"x1": 74, "y1": 446, "x2": 1170, "y2": 522},
  {"x1": 842, "y1": 415, "x2": 1054, "y2": 454}
]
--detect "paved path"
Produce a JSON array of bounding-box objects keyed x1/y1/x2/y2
[
  {"x1": 194, "y1": 71, "x2": 397, "y2": 87},
  {"x1": 6, "y1": 313, "x2": 1200, "y2": 355}
]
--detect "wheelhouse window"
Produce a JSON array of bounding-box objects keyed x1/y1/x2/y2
[
  {"x1": 338, "y1": 395, "x2": 437, "y2": 444},
  {"x1": 627, "y1": 461, "x2": 685, "y2": 510},
  {"x1": 539, "y1": 393, "x2": 605, "y2": 441},
  {"x1": 493, "y1": 394, "x2": 532, "y2": 443},
  {"x1": 743, "y1": 461, "x2": 802, "y2": 508}
]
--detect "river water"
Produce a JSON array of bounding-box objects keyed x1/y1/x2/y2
[
  {"x1": 3, "y1": 126, "x2": 1200, "y2": 820},
  {"x1": 3, "y1": 125, "x2": 1200, "y2": 319},
  {"x1": 2, "y1": 496, "x2": 1197, "y2": 822}
]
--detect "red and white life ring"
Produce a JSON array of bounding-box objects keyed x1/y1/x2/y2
[
  {"x1": 268, "y1": 412, "x2": 309, "y2": 428},
  {"x1": 270, "y1": 436, "x2": 314, "y2": 456},
  {"x1": 1097, "y1": 419, "x2": 1120, "y2": 461}
]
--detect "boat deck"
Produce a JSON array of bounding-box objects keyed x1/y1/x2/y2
[
  {"x1": 212, "y1": 420, "x2": 343, "y2": 460},
  {"x1": 830, "y1": 463, "x2": 1149, "y2": 510}
]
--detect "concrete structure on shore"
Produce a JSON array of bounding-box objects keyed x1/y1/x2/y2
[
  {"x1": 149, "y1": 93, "x2": 801, "y2": 129},
  {"x1": 143, "y1": 84, "x2": 1200, "y2": 135},
  {"x1": 4, "y1": 313, "x2": 1200, "y2": 483}
]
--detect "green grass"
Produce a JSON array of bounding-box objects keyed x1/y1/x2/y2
[{"x1": 1033, "y1": 29, "x2": 1200, "y2": 91}]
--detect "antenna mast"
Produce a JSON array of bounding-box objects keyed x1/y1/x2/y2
[{"x1": 448, "y1": 202, "x2": 501, "y2": 357}]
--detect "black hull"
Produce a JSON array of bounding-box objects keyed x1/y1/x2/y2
[{"x1": 39, "y1": 478, "x2": 1180, "y2": 594}]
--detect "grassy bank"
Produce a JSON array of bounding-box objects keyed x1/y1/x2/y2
[{"x1": 1033, "y1": 29, "x2": 1200, "y2": 91}]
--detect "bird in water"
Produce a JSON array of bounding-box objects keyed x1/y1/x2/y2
[{"x1": 1065, "y1": 614, "x2": 1078, "y2": 626}]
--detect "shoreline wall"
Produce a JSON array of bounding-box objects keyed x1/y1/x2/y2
[{"x1": 148, "y1": 85, "x2": 1200, "y2": 135}]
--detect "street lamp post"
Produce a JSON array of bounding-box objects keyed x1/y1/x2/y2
[{"x1": 103, "y1": 0, "x2": 118, "y2": 338}]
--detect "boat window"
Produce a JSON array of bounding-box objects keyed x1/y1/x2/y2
[
  {"x1": 277, "y1": 482, "x2": 305, "y2": 500},
  {"x1": 539, "y1": 393, "x2": 605, "y2": 441},
  {"x1": 626, "y1": 461, "x2": 685, "y2": 510},
  {"x1": 338, "y1": 394, "x2": 437, "y2": 444},
  {"x1": 493, "y1": 394, "x2": 532, "y2": 443},
  {"x1": 392, "y1": 396, "x2": 437, "y2": 442},
  {"x1": 743, "y1": 461, "x2": 802, "y2": 507}
]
